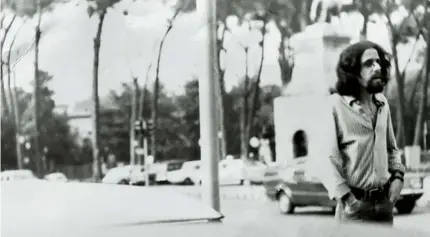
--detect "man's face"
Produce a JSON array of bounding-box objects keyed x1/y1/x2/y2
[{"x1": 359, "y1": 48, "x2": 385, "y2": 94}]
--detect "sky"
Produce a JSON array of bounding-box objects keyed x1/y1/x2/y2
[{"x1": 2, "y1": 0, "x2": 424, "y2": 110}]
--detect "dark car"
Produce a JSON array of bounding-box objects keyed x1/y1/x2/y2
[{"x1": 263, "y1": 157, "x2": 426, "y2": 215}]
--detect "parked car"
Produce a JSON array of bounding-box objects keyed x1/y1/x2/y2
[
  {"x1": 166, "y1": 160, "x2": 201, "y2": 185},
  {"x1": 1, "y1": 169, "x2": 39, "y2": 181},
  {"x1": 217, "y1": 159, "x2": 245, "y2": 185},
  {"x1": 44, "y1": 172, "x2": 68, "y2": 182},
  {"x1": 102, "y1": 165, "x2": 154, "y2": 185},
  {"x1": 186, "y1": 159, "x2": 267, "y2": 186},
  {"x1": 151, "y1": 160, "x2": 184, "y2": 184},
  {"x1": 241, "y1": 160, "x2": 267, "y2": 184},
  {"x1": 263, "y1": 157, "x2": 426, "y2": 215}
]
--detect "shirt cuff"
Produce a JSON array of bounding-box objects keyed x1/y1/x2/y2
[
  {"x1": 389, "y1": 163, "x2": 406, "y2": 175},
  {"x1": 332, "y1": 182, "x2": 351, "y2": 201}
]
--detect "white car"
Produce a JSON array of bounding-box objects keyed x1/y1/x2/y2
[
  {"x1": 101, "y1": 165, "x2": 147, "y2": 185},
  {"x1": 191, "y1": 159, "x2": 259, "y2": 186},
  {"x1": 218, "y1": 159, "x2": 247, "y2": 185},
  {"x1": 1, "y1": 169, "x2": 39, "y2": 182},
  {"x1": 151, "y1": 160, "x2": 184, "y2": 184},
  {"x1": 149, "y1": 162, "x2": 170, "y2": 183},
  {"x1": 166, "y1": 160, "x2": 201, "y2": 185},
  {"x1": 44, "y1": 172, "x2": 68, "y2": 182}
]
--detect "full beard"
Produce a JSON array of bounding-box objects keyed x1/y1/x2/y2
[{"x1": 366, "y1": 78, "x2": 385, "y2": 94}]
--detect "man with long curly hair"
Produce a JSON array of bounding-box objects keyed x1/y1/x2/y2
[{"x1": 318, "y1": 41, "x2": 406, "y2": 225}]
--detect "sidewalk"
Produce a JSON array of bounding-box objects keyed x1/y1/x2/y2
[{"x1": 76, "y1": 178, "x2": 430, "y2": 207}]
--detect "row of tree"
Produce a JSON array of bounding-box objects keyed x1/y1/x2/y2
[
  {"x1": 99, "y1": 77, "x2": 282, "y2": 164},
  {"x1": 0, "y1": 69, "x2": 281, "y2": 170}
]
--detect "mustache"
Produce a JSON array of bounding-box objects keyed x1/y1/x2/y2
[{"x1": 371, "y1": 72, "x2": 382, "y2": 80}]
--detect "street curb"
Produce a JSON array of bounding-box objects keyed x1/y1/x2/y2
[{"x1": 162, "y1": 186, "x2": 271, "y2": 202}]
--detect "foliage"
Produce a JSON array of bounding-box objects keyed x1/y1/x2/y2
[
  {"x1": 2, "y1": 0, "x2": 59, "y2": 17},
  {"x1": 86, "y1": 0, "x2": 123, "y2": 17},
  {"x1": 1, "y1": 70, "x2": 80, "y2": 170},
  {"x1": 224, "y1": 82, "x2": 282, "y2": 157},
  {"x1": 90, "y1": 77, "x2": 282, "y2": 161}
]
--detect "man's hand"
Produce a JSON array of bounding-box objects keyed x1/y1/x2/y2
[
  {"x1": 342, "y1": 193, "x2": 366, "y2": 215},
  {"x1": 342, "y1": 192, "x2": 357, "y2": 206},
  {"x1": 389, "y1": 179, "x2": 403, "y2": 204}
]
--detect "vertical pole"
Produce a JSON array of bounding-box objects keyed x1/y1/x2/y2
[
  {"x1": 144, "y1": 138, "x2": 149, "y2": 185},
  {"x1": 130, "y1": 78, "x2": 138, "y2": 165},
  {"x1": 198, "y1": 0, "x2": 220, "y2": 212},
  {"x1": 424, "y1": 121, "x2": 428, "y2": 151},
  {"x1": 140, "y1": 120, "x2": 149, "y2": 186}
]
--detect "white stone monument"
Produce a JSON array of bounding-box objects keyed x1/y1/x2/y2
[{"x1": 274, "y1": 22, "x2": 352, "y2": 164}]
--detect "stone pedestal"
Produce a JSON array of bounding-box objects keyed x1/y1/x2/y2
[{"x1": 274, "y1": 94, "x2": 335, "y2": 164}]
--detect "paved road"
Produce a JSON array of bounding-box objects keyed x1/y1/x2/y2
[{"x1": 216, "y1": 199, "x2": 430, "y2": 234}]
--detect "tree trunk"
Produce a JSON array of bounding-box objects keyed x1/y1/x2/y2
[
  {"x1": 7, "y1": 21, "x2": 25, "y2": 170},
  {"x1": 217, "y1": 70, "x2": 227, "y2": 160},
  {"x1": 393, "y1": 59, "x2": 407, "y2": 147},
  {"x1": 240, "y1": 47, "x2": 250, "y2": 160},
  {"x1": 1, "y1": 15, "x2": 16, "y2": 115},
  {"x1": 408, "y1": 68, "x2": 424, "y2": 109},
  {"x1": 275, "y1": 18, "x2": 294, "y2": 90},
  {"x1": 247, "y1": 19, "x2": 268, "y2": 145},
  {"x1": 216, "y1": 22, "x2": 227, "y2": 160},
  {"x1": 12, "y1": 70, "x2": 23, "y2": 169},
  {"x1": 412, "y1": 35, "x2": 430, "y2": 145},
  {"x1": 278, "y1": 37, "x2": 294, "y2": 87},
  {"x1": 138, "y1": 63, "x2": 152, "y2": 119},
  {"x1": 152, "y1": 14, "x2": 177, "y2": 161},
  {"x1": 387, "y1": 18, "x2": 407, "y2": 147},
  {"x1": 33, "y1": 6, "x2": 43, "y2": 177},
  {"x1": 92, "y1": 12, "x2": 106, "y2": 181},
  {"x1": 359, "y1": 0, "x2": 369, "y2": 40},
  {"x1": 300, "y1": 0, "x2": 309, "y2": 31}
]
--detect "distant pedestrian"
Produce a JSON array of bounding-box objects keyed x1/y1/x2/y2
[{"x1": 319, "y1": 40, "x2": 406, "y2": 225}]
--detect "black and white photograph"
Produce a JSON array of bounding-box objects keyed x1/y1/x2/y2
[{"x1": 1, "y1": 0, "x2": 430, "y2": 236}]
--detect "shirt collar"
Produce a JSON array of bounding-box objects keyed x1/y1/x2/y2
[{"x1": 343, "y1": 94, "x2": 385, "y2": 107}]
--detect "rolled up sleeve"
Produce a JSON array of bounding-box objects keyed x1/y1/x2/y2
[
  {"x1": 386, "y1": 108, "x2": 406, "y2": 175},
  {"x1": 317, "y1": 109, "x2": 350, "y2": 201}
]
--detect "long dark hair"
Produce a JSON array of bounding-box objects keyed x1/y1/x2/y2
[{"x1": 333, "y1": 41, "x2": 391, "y2": 98}]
